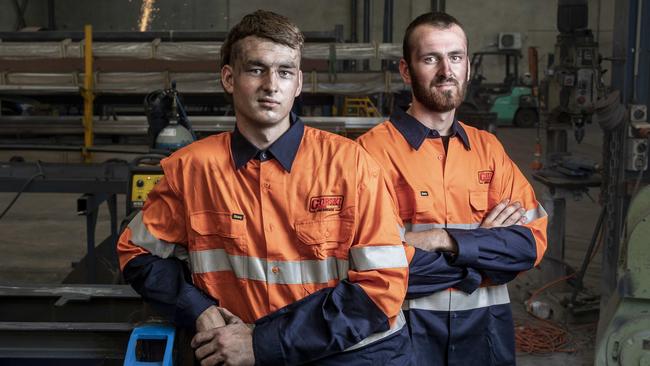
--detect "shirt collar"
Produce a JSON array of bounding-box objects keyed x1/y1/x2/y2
[
  {"x1": 389, "y1": 106, "x2": 470, "y2": 151},
  {"x1": 231, "y1": 113, "x2": 304, "y2": 172}
]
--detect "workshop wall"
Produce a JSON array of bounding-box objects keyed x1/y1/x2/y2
[{"x1": 0, "y1": 0, "x2": 614, "y2": 83}]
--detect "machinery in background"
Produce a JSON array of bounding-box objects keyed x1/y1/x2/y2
[
  {"x1": 342, "y1": 96, "x2": 381, "y2": 117},
  {"x1": 540, "y1": 0, "x2": 607, "y2": 151},
  {"x1": 127, "y1": 155, "x2": 164, "y2": 216},
  {"x1": 595, "y1": 184, "x2": 650, "y2": 365},
  {"x1": 461, "y1": 48, "x2": 538, "y2": 128},
  {"x1": 144, "y1": 81, "x2": 196, "y2": 151}
]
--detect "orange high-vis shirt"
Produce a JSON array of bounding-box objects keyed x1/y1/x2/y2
[
  {"x1": 358, "y1": 108, "x2": 548, "y2": 366},
  {"x1": 117, "y1": 121, "x2": 409, "y2": 353}
]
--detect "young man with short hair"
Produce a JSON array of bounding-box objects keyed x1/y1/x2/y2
[{"x1": 118, "y1": 10, "x2": 411, "y2": 366}]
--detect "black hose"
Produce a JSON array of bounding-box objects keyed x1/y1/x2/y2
[{"x1": 0, "y1": 161, "x2": 44, "y2": 221}]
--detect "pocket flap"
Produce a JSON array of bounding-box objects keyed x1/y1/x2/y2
[
  {"x1": 469, "y1": 190, "x2": 488, "y2": 211},
  {"x1": 190, "y1": 211, "x2": 245, "y2": 238},
  {"x1": 414, "y1": 189, "x2": 432, "y2": 213},
  {"x1": 295, "y1": 218, "x2": 354, "y2": 245}
]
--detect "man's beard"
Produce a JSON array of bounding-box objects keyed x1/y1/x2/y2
[{"x1": 411, "y1": 74, "x2": 466, "y2": 113}]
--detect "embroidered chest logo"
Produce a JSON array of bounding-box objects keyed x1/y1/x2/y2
[
  {"x1": 478, "y1": 170, "x2": 494, "y2": 184},
  {"x1": 309, "y1": 195, "x2": 344, "y2": 212}
]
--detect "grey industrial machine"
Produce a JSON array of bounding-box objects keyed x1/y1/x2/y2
[{"x1": 595, "y1": 184, "x2": 650, "y2": 365}]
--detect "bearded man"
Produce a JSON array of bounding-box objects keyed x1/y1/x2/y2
[{"x1": 357, "y1": 12, "x2": 548, "y2": 366}]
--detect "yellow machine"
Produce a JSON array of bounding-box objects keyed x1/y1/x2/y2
[
  {"x1": 126, "y1": 157, "x2": 164, "y2": 215},
  {"x1": 342, "y1": 97, "x2": 381, "y2": 117}
]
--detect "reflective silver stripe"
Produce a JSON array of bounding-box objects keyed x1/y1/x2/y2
[
  {"x1": 525, "y1": 203, "x2": 548, "y2": 223},
  {"x1": 404, "y1": 284, "x2": 510, "y2": 312},
  {"x1": 128, "y1": 211, "x2": 188, "y2": 260},
  {"x1": 398, "y1": 224, "x2": 406, "y2": 242},
  {"x1": 446, "y1": 222, "x2": 481, "y2": 230},
  {"x1": 189, "y1": 249, "x2": 350, "y2": 285},
  {"x1": 344, "y1": 310, "x2": 406, "y2": 352},
  {"x1": 405, "y1": 222, "x2": 480, "y2": 232},
  {"x1": 350, "y1": 245, "x2": 408, "y2": 271}
]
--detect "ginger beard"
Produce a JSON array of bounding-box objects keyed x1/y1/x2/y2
[{"x1": 410, "y1": 72, "x2": 467, "y2": 113}]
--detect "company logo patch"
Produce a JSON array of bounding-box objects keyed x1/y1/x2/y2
[
  {"x1": 309, "y1": 195, "x2": 344, "y2": 212},
  {"x1": 478, "y1": 170, "x2": 494, "y2": 184},
  {"x1": 420, "y1": 191, "x2": 429, "y2": 196},
  {"x1": 231, "y1": 213, "x2": 244, "y2": 221}
]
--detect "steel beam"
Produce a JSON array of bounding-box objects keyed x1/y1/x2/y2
[
  {"x1": 0, "y1": 284, "x2": 157, "y2": 361},
  {"x1": 0, "y1": 161, "x2": 129, "y2": 194},
  {"x1": 0, "y1": 116, "x2": 383, "y2": 136}
]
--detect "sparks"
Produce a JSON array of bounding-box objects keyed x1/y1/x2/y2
[{"x1": 138, "y1": 0, "x2": 156, "y2": 32}]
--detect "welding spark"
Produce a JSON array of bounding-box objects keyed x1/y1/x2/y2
[{"x1": 138, "y1": 0, "x2": 156, "y2": 32}]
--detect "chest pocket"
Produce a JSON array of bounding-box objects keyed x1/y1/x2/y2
[
  {"x1": 295, "y1": 218, "x2": 354, "y2": 259},
  {"x1": 395, "y1": 184, "x2": 437, "y2": 223},
  {"x1": 189, "y1": 211, "x2": 247, "y2": 254},
  {"x1": 469, "y1": 190, "x2": 489, "y2": 222}
]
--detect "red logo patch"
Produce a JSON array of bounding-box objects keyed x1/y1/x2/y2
[
  {"x1": 309, "y1": 195, "x2": 344, "y2": 212},
  {"x1": 478, "y1": 170, "x2": 494, "y2": 184}
]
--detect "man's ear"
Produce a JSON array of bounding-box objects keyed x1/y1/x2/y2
[
  {"x1": 221, "y1": 64, "x2": 235, "y2": 94},
  {"x1": 295, "y1": 70, "x2": 303, "y2": 97},
  {"x1": 399, "y1": 58, "x2": 412, "y2": 86}
]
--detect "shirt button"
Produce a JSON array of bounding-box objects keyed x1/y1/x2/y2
[
  {"x1": 260, "y1": 152, "x2": 267, "y2": 160},
  {"x1": 271, "y1": 266, "x2": 280, "y2": 274},
  {"x1": 451, "y1": 312, "x2": 458, "y2": 318},
  {"x1": 263, "y1": 182, "x2": 271, "y2": 189},
  {"x1": 437, "y1": 155, "x2": 444, "y2": 160},
  {"x1": 324, "y1": 230, "x2": 330, "y2": 238}
]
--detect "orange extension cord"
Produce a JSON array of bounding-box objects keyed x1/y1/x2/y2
[
  {"x1": 515, "y1": 273, "x2": 576, "y2": 354},
  {"x1": 515, "y1": 231, "x2": 604, "y2": 354}
]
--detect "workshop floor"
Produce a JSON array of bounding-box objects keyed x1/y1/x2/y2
[{"x1": 0, "y1": 121, "x2": 604, "y2": 365}]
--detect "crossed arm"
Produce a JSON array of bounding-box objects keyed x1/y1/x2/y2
[
  {"x1": 405, "y1": 198, "x2": 536, "y2": 299},
  {"x1": 405, "y1": 198, "x2": 527, "y2": 254}
]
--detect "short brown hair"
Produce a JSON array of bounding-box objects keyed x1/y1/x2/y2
[
  {"x1": 402, "y1": 12, "x2": 467, "y2": 64},
  {"x1": 220, "y1": 10, "x2": 304, "y2": 69}
]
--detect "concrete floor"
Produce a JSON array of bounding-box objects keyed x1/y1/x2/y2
[{"x1": 0, "y1": 121, "x2": 605, "y2": 365}]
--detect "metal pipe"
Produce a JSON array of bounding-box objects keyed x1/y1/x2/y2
[
  {"x1": 350, "y1": 0, "x2": 358, "y2": 43},
  {"x1": 382, "y1": 0, "x2": 394, "y2": 72},
  {"x1": 47, "y1": 0, "x2": 56, "y2": 30},
  {"x1": 0, "y1": 144, "x2": 150, "y2": 154},
  {"x1": 382, "y1": 0, "x2": 394, "y2": 43},
  {"x1": 363, "y1": 0, "x2": 370, "y2": 42},
  {"x1": 528, "y1": 47, "x2": 539, "y2": 87},
  {"x1": 83, "y1": 24, "x2": 94, "y2": 163},
  {"x1": 431, "y1": 0, "x2": 446, "y2": 12},
  {"x1": 363, "y1": 0, "x2": 370, "y2": 70}
]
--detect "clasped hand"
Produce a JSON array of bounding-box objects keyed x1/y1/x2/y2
[{"x1": 193, "y1": 306, "x2": 254, "y2": 366}]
